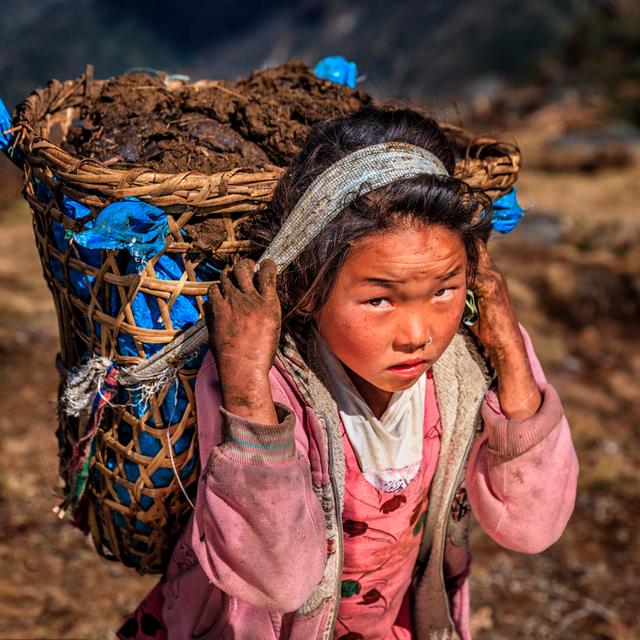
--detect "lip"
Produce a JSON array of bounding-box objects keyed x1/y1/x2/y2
[
  {"x1": 392, "y1": 358, "x2": 427, "y2": 367},
  {"x1": 387, "y1": 359, "x2": 429, "y2": 377}
]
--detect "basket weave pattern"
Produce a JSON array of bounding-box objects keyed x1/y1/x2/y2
[
  {"x1": 15, "y1": 74, "x2": 520, "y2": 573},
  {"x1": 18, "y1": 76, "x2": 283, "y2": 572}
]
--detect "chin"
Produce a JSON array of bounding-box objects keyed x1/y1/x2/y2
[{"x1": 378, "y1": 375, "x2": 423, "y2": 392}]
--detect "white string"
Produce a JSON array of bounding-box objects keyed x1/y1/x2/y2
[
  {"x1": 167, "y1": 431, "x2": 196, "y2": 511},
  {"x1": 164, "y1": 376, "x2": 196, "y2": 510}
]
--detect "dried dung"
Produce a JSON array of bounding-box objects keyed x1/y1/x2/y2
[{"x1": 63, "y1": 62, "x2": 371, "y2": 174}]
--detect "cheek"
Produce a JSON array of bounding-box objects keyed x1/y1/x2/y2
[
  {"x1": 434, "y1": 294, "x2": 466, "y2": 344},
  {"x1": 317, "y1": 301, "x2": 387, "y2": 363},
  {"x1": 446, "y1": 295, "x2": 466, "y2": 327}
]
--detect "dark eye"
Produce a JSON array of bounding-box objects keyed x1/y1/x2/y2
[{"x1": 367, "y1": 298, "x2": 390, "y2": 308}]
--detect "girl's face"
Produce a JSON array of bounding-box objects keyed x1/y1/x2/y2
[{"x1": 315, "y1": 223, "x2": 468, "y2": 417}]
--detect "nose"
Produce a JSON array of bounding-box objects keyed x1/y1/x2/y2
[{"x1": 394, "y1": 309, "x2": 431, "y2": 352}]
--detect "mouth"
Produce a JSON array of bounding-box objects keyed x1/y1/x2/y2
[{"x1": 387, "y1": 359, "x2": 429, "y2": 376}]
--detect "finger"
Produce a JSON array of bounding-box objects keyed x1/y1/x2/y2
[
  {"x1": 203, "y1": 296, "x2": 211, "y2": 332},
  {"x1": 205, "y1": 283, "x2": 221, "y2": 332},
  {"x1": 474, "y1": 243, "x2": 503, "y2": 288},
  {"x1": 476, "y1": 238, "x2": 488, "y2": 254},
  {"x1": 232, "y1": 259, "x2": 257, "y2": 293},
  {"x1": 219, "y1": 266, "x2": 235, "y2": 298},
  {"x1": 473, "y1": 274, "x2": 498, "y2": 301},
  {"x1": 475, "y1": 240, "x2": 493, "y2": 270},
  {"x1": 255, "y1": 259, "x2": 277, "y2": 297},
  {"x1": 207, "y1": 282, "x2": 225, "y2": 314},
  {"x1": 207, "y1": 282, "x2": 224, "y2": 310}
]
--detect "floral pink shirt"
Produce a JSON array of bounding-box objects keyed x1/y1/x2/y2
[{"x1": 335, "y1": 370, "x2": 441, "y2": 640}]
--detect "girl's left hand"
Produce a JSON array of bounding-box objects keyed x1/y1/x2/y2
[{"x1": 467, "y1": 242, "x2": 542, "y2": 420}]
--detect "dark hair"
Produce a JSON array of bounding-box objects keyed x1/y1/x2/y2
[{"x1": 251, "y1": 104, "x2": 493, "y2": 338}]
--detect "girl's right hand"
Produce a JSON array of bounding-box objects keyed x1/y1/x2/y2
[{"x1": 205, "y1": 258, "x2": 282, "y2": 422}]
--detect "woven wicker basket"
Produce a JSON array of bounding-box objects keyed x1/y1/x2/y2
[{"x1": 13, "y1": 69, "x2": 520, "y2": 573}]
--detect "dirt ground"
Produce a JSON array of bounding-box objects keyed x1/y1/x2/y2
[{"x1": 0, "y1": 118, "x2": 639, "y2": 639}]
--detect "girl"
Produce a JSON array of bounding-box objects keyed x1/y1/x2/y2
[{"x1": 118, "y1": 106, "x2": 578, "y2": 640}]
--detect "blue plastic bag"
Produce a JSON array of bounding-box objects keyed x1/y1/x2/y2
[
  {"x1": 73, "y1": 198, "x2": 169, "y2": 271},
  {"x1": 313, "y1": 55, "x2": 358, "y2": 88},
  {"x1": 0, "y1": 98, "x2": 23, "y2": 167},
  {"x1": 491, "y1": 187, "x2": 524, "y2": 234},
  {"x1": 48, "y1": 191, "x2": 100, "y2": 303},
  {"x1": 112, "y1": 252, "x2": 200, "y2": 359}
]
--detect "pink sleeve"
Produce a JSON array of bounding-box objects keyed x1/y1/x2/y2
[
  {"x1": 466, "y1": 326, "x2": 579, "y2": 554},
  {"x1": 190, "y1": 352, "x2": 327, "y2": 612}
]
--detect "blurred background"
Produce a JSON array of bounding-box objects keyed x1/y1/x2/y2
[{"x1": 0, "y1": 0, "x2": 639, "y2": 638}]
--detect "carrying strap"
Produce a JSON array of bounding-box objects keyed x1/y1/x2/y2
[{"x1": 123, "y1": 141, "x2": 448, "y2": 385}]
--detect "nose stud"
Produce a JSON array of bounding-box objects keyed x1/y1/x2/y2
[{"x1": 423, "y1": 336, "x2": 433, "y2": 347}]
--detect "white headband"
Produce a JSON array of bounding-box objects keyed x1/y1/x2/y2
[{"x1": 259, "y1": 141, "x2": 448, "y2": 271}]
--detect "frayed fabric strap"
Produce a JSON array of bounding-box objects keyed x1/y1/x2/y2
[
  {"x1": 259, "y1": 141, "x2": 448, "y2": 271},
  {"x1": 60, "y1": 141, "x2": 448, "y2": 413},
  {"x1": 56, "y1": 363, "x2": 120, "y2": 520},
  {"x1": 124, "y1": 141, "x2": 448, "y2": 384},
  {"x1": 61, "y1": 356, "x2": 115, "y2": 417}
]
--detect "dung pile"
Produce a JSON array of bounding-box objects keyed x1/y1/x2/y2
[{"x1": 63, "y1": 61, "x2": 372, "y2": 174}]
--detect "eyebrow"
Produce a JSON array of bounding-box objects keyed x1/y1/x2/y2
[
  {"x1": 361, "y1": 266, "x2": 465, "y2": 288},
  {"x1": 361, "y1": 277, "x2": 403, "y2": 289},
  {"x1": 435, "y1": 266, "x2": 464, "y2": 282}
]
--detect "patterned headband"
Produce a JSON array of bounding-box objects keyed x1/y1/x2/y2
[{"x1": 259, "y1": 141, "x2": 449, "y2": 271}]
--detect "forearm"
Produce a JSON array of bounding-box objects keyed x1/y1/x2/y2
[
  {"x1": 469, "y1": 243, "x2": 542, "y2": 420},
  {"x1": 492, "y1": 333, "x2": 542, "y2": 420},
  {"x1": 193, "y1": 413, "x2": 327, "y2": 610},
  {"x1": 193, "y1": 358, "x2": 327, "y2": 610},
  {"x1": 218, "y1": 360, "x2": 278, "y2": 424}
]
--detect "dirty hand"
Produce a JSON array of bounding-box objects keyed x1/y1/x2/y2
[
  {"x1": 467, "y1": 242, "x2": 542, "y2": 420},
  {"x1": 205, "y1": 258, "x2": 281, "y2": 423}
]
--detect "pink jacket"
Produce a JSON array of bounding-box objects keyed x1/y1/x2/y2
[{"x1": 161, "y1": 327, "x2": 578, "y2": 639}]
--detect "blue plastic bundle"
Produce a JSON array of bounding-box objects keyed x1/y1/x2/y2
[
  {"x1": 43, "y1": 184, "x2": 102, "y2": 307},
  {"x1": 73, "y1": 198, "x2": 169, "y2": 271},
  {"x1": 313, "y1": 55, "x2": 358, "y2": 89},
  {"x1": 37, "y1": 186, "x2": 217, "y2": 514},
  {"x1": 0, "y1": 98, "x2": 23, "y2": 168},
  {"x1": 491, "y1": 187, "x2": 525, "y2": 234}
]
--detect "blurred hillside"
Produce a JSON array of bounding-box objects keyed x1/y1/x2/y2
[
  {"x1": 539, "y1": 0, "x2": 640, "y2": 124},
  {"x1": 1, "y1": 0, "x2": 596, "y2": 109}
]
